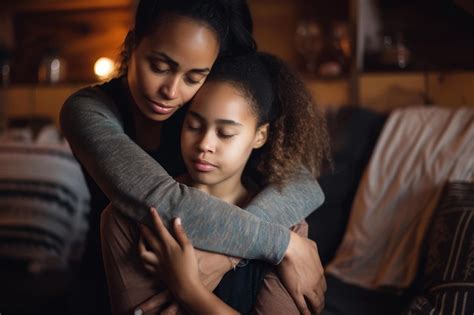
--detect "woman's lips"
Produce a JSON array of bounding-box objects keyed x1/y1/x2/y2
[
  {"x1": 147, "y1": 99, "x2": 177, "y2": 115},
  {"x1": 192, "y1": 159, "x2": 217, "y2": 172}
]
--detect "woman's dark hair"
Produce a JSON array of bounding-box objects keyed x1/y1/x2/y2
[
  {"x1": 118, "y1": 0, "x2": 257, "y2": 75},
  {"x1": 207, "y1": 53, "x2": 331, "y2": 188}
]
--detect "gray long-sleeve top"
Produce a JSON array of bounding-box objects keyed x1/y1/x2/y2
[{"x1": 60, "y1": 78, "x2": 325, "y2": 264}]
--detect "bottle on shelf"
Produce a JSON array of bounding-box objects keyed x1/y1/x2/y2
[{"x1": 38, "y1": 48, "x2": 67, "y2": 84}]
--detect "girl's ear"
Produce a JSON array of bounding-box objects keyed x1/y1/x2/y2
[{"x1": 253, "y1": 123, "x2": 269, "y2": 149}]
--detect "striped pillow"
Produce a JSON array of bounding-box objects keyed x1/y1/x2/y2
[
  {"x1": 0, "y1": 130, "x2": 90, "y2": 271},
  {"x1": 407, "y1": 181, "x2": 474, "y2": 314}
]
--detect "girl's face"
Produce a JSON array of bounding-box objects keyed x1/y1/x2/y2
[
  {"x1": 127, "y1": 15, "x2": 220, "y2": 122},
  {"x1": 181, "y1": 82, "x2": 268, "y2": 190}
]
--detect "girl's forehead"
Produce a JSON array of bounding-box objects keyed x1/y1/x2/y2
[{"x1": 190, "y1": 82, "x2": 256, "y2": 122}]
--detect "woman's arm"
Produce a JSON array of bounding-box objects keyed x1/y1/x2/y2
[
  {"x1": 246, "y1": 168, "x2": 324, "y2": 228},
  {"x1": 61, "y1": 87, "x2": 323, "y2": 263}
]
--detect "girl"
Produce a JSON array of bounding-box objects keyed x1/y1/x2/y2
[
  {"x1": 60, "y1": 0, "x2": 326, "y2": 313},
  {"x1": 134, "y1": 52, "x2": 330, "y2": 314}
]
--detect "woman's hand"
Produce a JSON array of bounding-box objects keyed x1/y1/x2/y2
[{"x1": 278, "y1": 231, "x2": 327, "y2": 315}]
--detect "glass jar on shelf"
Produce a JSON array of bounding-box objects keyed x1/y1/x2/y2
[
  {"x1": 38, "y1": 48, "x2": 67, "y2": 84},
  {"x1": 318, "y1": 21, "x2": 351, "y2": 78},
  {"x1": 380, "y1": 31, "x2": 411, "y2": 70},
  {"x1": 295, "y1": 18, "x2": 324, "y2": 74}
]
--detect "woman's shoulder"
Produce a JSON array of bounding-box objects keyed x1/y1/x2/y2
[
  {"x1": 60, "y1": 77, "x2": 128, "y2": 134},
  {"x1": 65, "y1": 77, "x2": 123, "y2": 109},
  {"x1": 61, "y1": 77, "x2": 125, "y2": 121}
]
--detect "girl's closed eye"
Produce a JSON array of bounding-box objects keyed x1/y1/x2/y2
[
  {"x1": 185, "y1": 119, "x2": 202, "y2": 131},
  {"x1": 217, "y1": 129, "x2": 237, "y2": 139}
]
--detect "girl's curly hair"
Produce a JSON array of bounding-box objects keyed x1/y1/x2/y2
[{"x1": 208, "y1": 52, "x2": 331, "y2": 188}]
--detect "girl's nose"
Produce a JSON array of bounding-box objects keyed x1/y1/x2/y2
[{"x1": 197, "y1": 132, "x2": 216, "y2": 153}]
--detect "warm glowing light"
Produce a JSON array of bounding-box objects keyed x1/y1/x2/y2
[{"x1": 94, "y1": 57, "x2": 115, "y2": 80}]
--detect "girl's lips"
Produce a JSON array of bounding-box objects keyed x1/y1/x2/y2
[{"x1": 192, "y1": 159, "x2": 217, "y2": 172}]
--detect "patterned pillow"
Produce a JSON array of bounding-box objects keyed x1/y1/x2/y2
[
  {"x1": 407, "y1": 181, "x2": 474, "y2": 314},
  {"x1": 0, "y1": 130, "x2": 90, "y2": 271}
]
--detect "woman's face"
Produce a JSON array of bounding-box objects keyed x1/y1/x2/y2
[
  {"x1": 180, "y1": 82, "x2": 268, "y2": 190},
  {"x1": 127, "y1": 15, "x2": 220, "y2": 121}
]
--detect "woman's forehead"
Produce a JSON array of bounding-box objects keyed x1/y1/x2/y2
[{"x1": 142, "y1": 15, "x2": 220, "y2": 69}]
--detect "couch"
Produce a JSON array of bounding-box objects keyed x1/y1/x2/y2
[{"x1": 307, "y1": 106, "x2": 474, "y2": 315}]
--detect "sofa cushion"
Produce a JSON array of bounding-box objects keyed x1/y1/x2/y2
[
  {"x1": 407, "y1": 181, "x2": 474, "y2": 314},
  {"x1": 0, "y1": 126, "x2": 90, "y2": 270},
  {"x1": 327, "y1": 107, "x2": 474, "y2": 289},
  {"x1": 307, "y1": 106, "x2": 387, "y2": 265}
]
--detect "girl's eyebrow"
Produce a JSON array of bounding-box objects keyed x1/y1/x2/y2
[
  {"x1": 150, "y1": 51, "x2": 211, "y2": 74},
  {"x1": 189, "y1": 110, "x2": 242, "y2": 126}
]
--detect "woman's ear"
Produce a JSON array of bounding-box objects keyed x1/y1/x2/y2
[{"x1": 253, "y1": 123, "x2": 269, "y2": 149}]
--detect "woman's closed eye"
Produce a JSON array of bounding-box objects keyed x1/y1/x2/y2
[{"x1": 148, "y1": 58, "x2": 171, "y2": 74}]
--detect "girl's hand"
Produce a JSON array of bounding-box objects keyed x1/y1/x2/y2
[
  {"x1": 138, "y1": 235, "x2": 159, "y2": 275},
  {"x1": 139, "y1": 208, "x2": 202, "y2": 302},
  {"x1": 139, "y1": 237, "x2": 233, "y2": 289},
  {"x1": 278, "y1": 231, "x2": 327, "y2": 315},
  {"x1": 137, "y1": 232, "x2": 233, "y2": 314},
  {"x1": 137, "y1": 208, "x2": 237, "y2": 315},
  {"x1": 137, "y1": 237, "x2": 184, "y2": 315},
  {"x1": 193, "y1": 248, "x2": 235, "y2": 290}
]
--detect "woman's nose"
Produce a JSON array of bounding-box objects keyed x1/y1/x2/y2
[{"x1": 160, "y1": 76, "x2": 180, "y2": 100}]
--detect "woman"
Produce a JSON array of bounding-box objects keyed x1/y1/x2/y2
[{"x1": 60, "y1": 0, "x2": 326, "y2": 313}]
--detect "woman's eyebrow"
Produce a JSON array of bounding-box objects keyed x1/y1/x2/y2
[
  {"x1": 189, "y1": 111, "x2": 242, "y2": 126},
  {"x1": 150, "y1": 51, "x2": 178, "y2": 68},
  {"x1": 151, "y1": 51, "x2": 210, "y2": 74}
]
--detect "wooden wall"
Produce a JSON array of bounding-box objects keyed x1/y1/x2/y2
[
  {"x1": 12, "y1": 7, "x2": 132, "y2": 83},
  {"x1": 3, "y1": 0, "x2": 317, "y2": 83}
]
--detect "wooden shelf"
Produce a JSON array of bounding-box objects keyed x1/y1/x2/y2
[{"x1": 0, "y1": 0, "x2": 134, "y2": 12}]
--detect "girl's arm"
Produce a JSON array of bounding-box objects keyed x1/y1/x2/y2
[
  {"x1": 61, "y1": 87, "x2": 323, "y2": 263},
  {"x1": 140, "y1": 209, "x2": 238, "y2": 315}
]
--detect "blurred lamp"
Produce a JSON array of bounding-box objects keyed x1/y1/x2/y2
[{"x1": 94, "y1": 57, "x2": 114, "y2": 81}]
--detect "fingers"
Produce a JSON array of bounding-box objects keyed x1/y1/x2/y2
[
  {"x1": 291, "y1": 292, "x2": 311, "y2": 315},
  {"x1": 149, "y1": 207, "x2": 176, "y2": 245},
  {"x1": 306, "y1": 290, "x2": 325, "y2": 315},
  {"x1": 140, "y1": 223, "x2": 163, "y2": 253},
  {"x1": 172, "y1": 217, "x2": 191, "y2": 248},
  {"x1": 138, "y1": 236, "x2": 160, "y2": 265},
  {"x1": 139, "y1": 246, "x2": 159, "y2": 266},
  {"x1": 161, "y1": 302, "x2": 179, "y2": 315},
  {"x1": 143, "y1": 263, "x2": 157, "y2": 275},
  {"x1": 135, "y1": 290, "x2": 172, "y2": 314}
]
